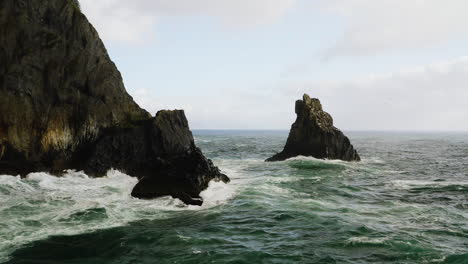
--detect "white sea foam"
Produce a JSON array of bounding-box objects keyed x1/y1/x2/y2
[
  {"x1": 361, "y1": 157, "x2": 386, "y2": 164},
  {"x1": 0, "y1": 175, "x2": 35, "y2": 193},
  {"x1": 346, "y1": 236, "x2": 389, "y2": 245},
  {"x1": 199, "y1": 180, "x2": 236, "y2": 208},
  {"x1": 194, "y1": 138, "x2": 213, "y2": 143},
  {"x1": 389, "y1": 180, "x2": 468, "y2": 190},
  {"x1": 0, "y1": 169, "x2": 236, "y2": 262},
  {"x1": 285, "y1": 155, "x2": 348, "y2": 164}
]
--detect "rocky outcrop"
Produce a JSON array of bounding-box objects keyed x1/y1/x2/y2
[
  {"x1": 82, "y1": 110, "x2": 229, "y2": 205},
  {"x1": 267, "y1": 94, "x2": 360, "y2": 162},
  {"x1": 0, "y1": 0, "x2": 149, "y2": 173},
  {"x1": 0, "y1": 0, "x2": 229, "y2": 205}
]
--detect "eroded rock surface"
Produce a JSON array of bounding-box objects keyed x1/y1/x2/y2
[
  {"x1": 83, "y1": 110, "x2": 229, "y2": 205},
  {"x1": 267, "y1": 94, "x2": 360, "y2": 162},
  {"x1": 0, "y1": 0, "x2": 228, "y2": 205}
]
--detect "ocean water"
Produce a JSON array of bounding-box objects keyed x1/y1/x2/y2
[{"x1": 1, "y1": 131, "x2": 467, "y2": 264}]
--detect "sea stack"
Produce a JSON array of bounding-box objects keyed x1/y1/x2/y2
[
  {"x1": 0, "y1": 0, "x2": 228, "y2": 205},
  {"x1": 266, "y1": 94, "x2": 360, "y2": 162}
]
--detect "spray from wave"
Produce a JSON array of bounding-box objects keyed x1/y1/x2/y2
[{"x1": 0, "y1": 169, "x2": 233, "y2": 262}]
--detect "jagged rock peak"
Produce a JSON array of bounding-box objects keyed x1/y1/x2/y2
[
  {"x1": 266, "y1": 94, "x2": 360, "y2": 162},
  {"x1": 0, "y1": 0, "x2": 229, "y2": 205},
  {"x1": 296, "y1": 94, "x2": 334, "y2": 132}
]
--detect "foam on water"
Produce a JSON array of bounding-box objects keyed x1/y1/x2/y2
[
  {"x1": 361, "y1": 157, "x2": 386, "y2": 164},
  {"x1": 284, "y1": 155, "x2": 350, "y2": 164},
  {"x1": 346, "y1": 236, "x2": 390, "y2": 245},
  {"x1": 282, "y1": 155, "x2": 385, "y2": 168},
  {"x1": 388, "y1": 180, "x2": 468, "y2": 190},
  {"x1": 0, "y1": 169, "x2": 234, "y2": 262},
  {"x1": 198, "y1": 180, "x2": 237, "y2": 208},
  {"x1": 2, "y1": 131, "x2": 468, "y2": 263}
]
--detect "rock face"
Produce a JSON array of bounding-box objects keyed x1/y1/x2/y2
[
  {"x1": 0, "y1": 0, "x2": 148, "y2": 173},
  {"x1": 0, "y1": 0, "x2": 228, "y2": 205},
  {"x1": 83, "y1": 110, "x2": 229, "y2": 205},
  {"x1": 266, "y1": 94, "x2": 360, "y2": 162}
]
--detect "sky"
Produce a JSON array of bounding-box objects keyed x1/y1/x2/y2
[{"x1": 79, "y1": 0, "x2": 468, "y2": 131}]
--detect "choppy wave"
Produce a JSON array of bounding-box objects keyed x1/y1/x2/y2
[
  {"x1": 284, "y1": 155, "x2": 351, "y2": 163},
  {"x1": 388, "y1": 180, "x2": 468, "y2": 192},
  {"x1": 0, "y1": 169, "x2": 232, "y2": 262},
  {"x1": 346, "y1": 236, "x2": 390, "y2": 246},
  {"x1": 2, "y1": 131, "x2": 468, "y2": 263}
]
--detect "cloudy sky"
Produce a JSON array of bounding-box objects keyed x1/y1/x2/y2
[{"x1": 79, "y1": 0, "x2": 468, "y2": 131}]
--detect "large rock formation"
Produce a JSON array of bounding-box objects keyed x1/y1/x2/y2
[
  {"x1": 267, "y1": 94, "x2": 360, "y2": 162},
  {"x1": 0, "y1": 0, "x2": 228, "y2": 205},
  {"x1": 83, "y1": 110, "x2": 229, "y2": 205}
]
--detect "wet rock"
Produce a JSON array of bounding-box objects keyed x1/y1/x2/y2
[
  {"x1": 0, "y1": 0, "x2": 148, "y2": 172},
  {"x1": 266, "y1": 94, "x2": 360, "y2": 162},
  {"x1": 0, "y1": 0, "x2": 229, "y2": 205},
  {"x1": 81, "y1": 110, "x2": 230, "y2": 205}
]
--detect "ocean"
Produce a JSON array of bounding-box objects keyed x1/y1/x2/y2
[{"x1": 0, "y1": 130, "x2": 467, "y2": 263}]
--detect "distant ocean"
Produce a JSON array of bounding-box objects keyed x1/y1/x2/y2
[{"x1": 1, "y1": 131, "x2": 467, "y2": 263}]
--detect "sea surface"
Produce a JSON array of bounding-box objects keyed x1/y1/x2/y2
[{"x1": 1, "y1": 131, "x2": 467, "y2": 264}]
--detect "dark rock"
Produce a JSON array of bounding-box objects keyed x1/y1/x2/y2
[
  {"x1": 266, "y1": 94, "x2": 360, "y2": 162},
  {"x1": 0, "y1": 0, "x2": 149, "y2": 171},
  {"x1": 0, "y1": 0, "x2": 229, "y2": 205},
  {"x1": 81, "y1": 110, "x2": 229, "y2": 205}
]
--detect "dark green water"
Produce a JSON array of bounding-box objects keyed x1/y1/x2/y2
[{"x1": 1, "y1": 131, "x2": 467, "y2": 263}]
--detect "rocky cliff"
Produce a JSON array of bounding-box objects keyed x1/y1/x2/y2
[
  {"x1": 83, "y1": 110, "x2": 229, "y2": 205},
  {"x1": 266, "y1": 94, "x2": 360, "y2": 162},
  {"x1": 0, "y1": 0, "x2": 228, "y2": 205}
]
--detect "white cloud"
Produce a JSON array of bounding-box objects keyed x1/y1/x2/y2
[
  {"x1": 79, "y1": 0, "x2": 295, "y2": 44},
  {"x1": 79, "y1": 0, "x2": 468, "y2": 53},
  {"x1": 285, "y1": 56, "x2": 468, "y2": 130},
  {"x1": 132, "y1": 88, "x2": 294, "y2": 129},
  {"x1": 320, "y1": 0, "x2": 468, "y2": 58},
  {"x1": 132, "y1": 57, "x2": 468, "y2": 130},
  {"x1": 77, "y1": 1, "x2": 468, "y2": 130}
]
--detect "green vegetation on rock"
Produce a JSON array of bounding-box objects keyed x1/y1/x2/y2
[{"x1": 70, "y1": 0, "x2": 81, "y2": 11}]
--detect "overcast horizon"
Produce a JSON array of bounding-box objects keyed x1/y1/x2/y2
[
  {"x1": 79, "y1": 0, "x2": 468, "y2": 131},
  {"x1": 191, "y1": 129, "x2": 468, "y2": 132}
]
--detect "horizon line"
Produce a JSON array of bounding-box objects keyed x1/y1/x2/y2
[{"x1": 192, "y1": 129, "x2": 468, "y2": 133}]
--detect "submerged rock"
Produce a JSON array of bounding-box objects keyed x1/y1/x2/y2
[
  {"x1": 266, "y1": 94, "x2": 360, "y2": 162},
  {"x1": 0, "y1": 0, "x2": 228, "y2": 205}
]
